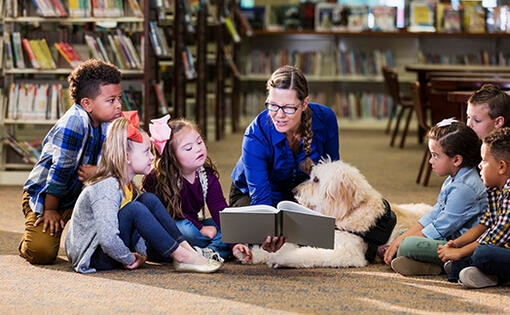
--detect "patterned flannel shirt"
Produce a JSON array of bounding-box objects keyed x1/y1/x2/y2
[
  {"x1": 23, "y1": 104, "x2": 108, "y2": 216},
  {"x1": 477, "y1": 178, "x2": 510, "y2": 248}
]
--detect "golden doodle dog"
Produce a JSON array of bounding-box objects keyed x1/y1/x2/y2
[{"x1": 235, "y1": 159, "x2": 431, "y2": 268}]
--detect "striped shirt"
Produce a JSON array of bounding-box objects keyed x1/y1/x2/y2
[
  {"x1": 23, "y1": 104, "x2": 108, "y2": 216},
  {"x1": 477, "y1": 178, "x2": 510, "y2": 248}
]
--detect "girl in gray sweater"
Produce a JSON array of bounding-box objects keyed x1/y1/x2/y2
[{"x1": 65, "y1": 112, "x2": 222, "y2": 274}]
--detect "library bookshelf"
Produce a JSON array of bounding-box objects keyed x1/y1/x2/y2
[{"x1": 0, "y1": 0, "x2": 145, "y2": 183}]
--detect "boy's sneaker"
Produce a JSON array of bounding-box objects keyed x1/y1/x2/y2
[
  {"x1": 443, "y1": 261, "x2": 452, "y2": 275},
  {"x1": 458, "y1": 267, "x2": 498, "y2": 289},
  {"x1": 194, "y1": 246, "x2": 225, "y2": 263},
  {"x1": 391, "y1": 256, "x2": 442, "y2": 276}
]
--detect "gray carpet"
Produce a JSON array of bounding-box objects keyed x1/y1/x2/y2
[{"x1": 1, "y1": 124, "x2": 509, "y2": 314}]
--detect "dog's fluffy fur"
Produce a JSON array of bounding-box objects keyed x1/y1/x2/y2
[{"x1": 240, "y1": 159, "x2": 431, "y2": 268}]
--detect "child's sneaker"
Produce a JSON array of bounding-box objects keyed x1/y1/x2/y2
[
  {"x1": 391, "y1": 256, "x2": 442, "y2": 276},
  {"x1": 194, "y1": 246, "x2": 225, "y2": 263},
  {"x1": 443, "y1": 261, "x2": 452, "y2": 275},
  {"x1": 458, "y1": 267, "x2": 498, "y2": 289}
]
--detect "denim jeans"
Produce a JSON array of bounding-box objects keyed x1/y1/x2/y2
[
  {"x1": 90, "y1": 192, "x2": 185, "y2": 270},
  {"x1": 175, "y1": 218, "x2": 231, "y2": 259},
  {"x1": 448, "y1": 244, "x2": 510, "y2": 283}
]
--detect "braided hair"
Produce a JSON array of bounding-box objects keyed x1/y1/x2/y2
[{"x1": 266, "y1": 65, "x2": 314, "y2": 174}]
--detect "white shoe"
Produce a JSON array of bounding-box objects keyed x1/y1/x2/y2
[
  {"x1": 193, "y1": 246, "x2": 225, "y2": 263},
  {"x1": 458, "y1": 267, "x2": 498, "y2": 289}
]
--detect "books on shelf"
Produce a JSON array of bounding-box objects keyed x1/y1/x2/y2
[
  {"x1": 462, "y1": 1, "x2": 485, "y2": 33},
  {"x1": 6, "y1": 82, "x2": 66, "y2": 121},
  {"x1": 347, "y1": 6, "x2": 369, "y2": 32},
  {"x1": 239, "y1": 6, "x2": 265, "y2": 31},
  {"x1": 11, "y1": 32, "x2": 26, "y2": 69},
  {"x1": 54, "y1": 42, "x2": 83, "y2": 68},
  {"x1": 4, "y1": 32, "x2": 14, "y2": 69},
  {"x1": 235, "y1": 7, "x2": 253, "y2": 36},
  {"x1": 371, "y1": 6, "x2": 397, "y2": 32},
  {"x1": 2, "y1": 134, "x2": 41, "y2": 165},
  {"x1": 92, "y1": 0, "x2": 123, "y2": 17},
  {"x1": 149, "y1": 21, "x2": 170, "y2": 57},
  {"x1": 153, "y1": 82, "x2": 169, "y2": 115},
  {"x1": 182, "y1": 46, "x2": 196, "y2": 80},
  {"x1": 68, "y1": 0, "x2": 92, "y2": 17},
  {"x1": 315, "y1": 2, "x2": 339, "y2": 32},
  {"x1": 22, "y1": 38, "x2": 40, "y2": 70},
  {"x1": 30, "y1": 0, "x2": 68, "y2": 17},
  {"x1": 408, "y1": 0, "x2": 436, "y2": 32},
  {"x1": 220, "y1": 200, "x2": 335, "y2": 249},
  {"x1": 224, "y1": 16, "x2": 241, "y2": 43},
  {"x1": 438, "y1": 5, "x2": 462, "y2": 33}
]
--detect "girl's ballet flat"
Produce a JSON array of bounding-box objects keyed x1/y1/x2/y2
[{"x1": 173, "y1": 259, "x2": 222, "y2": 273}]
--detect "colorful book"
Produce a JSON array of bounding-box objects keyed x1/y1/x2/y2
[
  {"x1": 224, "y1": 17, "x2": 241, "y2": 43},
  {"x1": 408, "y1": 0, "x2": 436, "y2": 32},
  {"x1": 4, "y1": 33, "x2": 14, "y2": 69},
  {"x1": 153, "y1": 82, "x2": 169, "y2": 115},
  {"x1": 371, "y1": 6, "x2": 396, "y2": 31},
  {"x1": 11, "y1": 32, "x2": 26, "y2": 69},
  {"x1": 22, "y1": 38, "x2": 40, "y2": 69}
]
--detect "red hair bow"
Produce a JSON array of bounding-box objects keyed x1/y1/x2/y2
[{"x1": 121, "y1": 111, "x2": 143, "y2": 143}]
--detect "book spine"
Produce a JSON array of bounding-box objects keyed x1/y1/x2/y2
[
  {"x1": 50, "y1": 0, "x2": 68, "y2": 16},
  {"x1": 224, "y1": 17, "x2": 241, "y2": 43},
  {"x1": 22, "y1": 38, "x2": 40, "y2": 69},
  {"x1": 11, "y1": 32, "x2": 26, "y2": 69},
  {"x1": 39, "y1": 38, "x2": 57, "y2": 69},
  {"x1": 54, "y1": 42, "x2": 73, "y2": 66},
  {"x1": 4, "y1": 33, "x2": 14, "y2": 69},
  {"x1": 95, "y1": 37, "x2": 112, "y2": 64},
  {"x1": 153, "y1": 82, "x2": 169, "y2": 114}
]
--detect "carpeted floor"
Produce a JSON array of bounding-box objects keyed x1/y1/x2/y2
[{"x1": 1, "y1": 123, "x2": 509, "y2": 314}]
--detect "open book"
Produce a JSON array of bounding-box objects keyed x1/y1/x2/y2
[{"x1": 220, "y1": 200, "x2": 335, "y2": 249}]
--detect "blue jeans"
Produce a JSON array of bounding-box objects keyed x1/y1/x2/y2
[
  {"x1": 175, "y1": 218, "x2": 231, "y2": 259},
  {"x1": 90, "y1": 193, "x2": 185, "y2": 270},
  {"x1": 448, "y1": 244, "x2": 510, "y2": 283}
]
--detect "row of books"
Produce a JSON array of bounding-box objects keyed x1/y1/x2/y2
[
  {"x1": 3, "y1": 29, "x2": 142, "y2": 70},
  {"x1": 2, "y1": 133, "x2": 42, "y2": 165},
  {"x1": 240, "y1": 90, "x2": 393, "y2": 120},
  {"x1": 5, "y1": 0, "x2": 143, "y2": 18},
  {"x1": 241, "y1": 49, "x2": 394, "y2": 78},
  {"x1": 417, "y1": 50, "x2": 510, "y2": 66},
  {"x1": 409, "y1": 1, "x2": 510, "y2": 33},
  {"x1": 6, "y1": 82, "x2": 69, "y2": 121},
  {"x1": 5, "y1": 82, "x2": 142, "y2": 121}
]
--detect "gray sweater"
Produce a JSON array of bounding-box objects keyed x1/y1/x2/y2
[{"x1": 65, "y1": 177, "x2": 146, "y2": 273}]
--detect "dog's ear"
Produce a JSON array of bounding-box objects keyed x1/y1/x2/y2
[{"x1": 325, "y1": 174, "x2": 356, "y2": 220}]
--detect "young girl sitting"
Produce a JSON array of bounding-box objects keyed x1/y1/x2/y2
[
  {"x1": 384, "y1": 119, "x2": 488, "y2": 276},
  {"x1": 65, "y1": 112, "x2": 222, "y2": 274},
  {"x1": 143, "y1": 117, "x2": 251, "y2": 262}
]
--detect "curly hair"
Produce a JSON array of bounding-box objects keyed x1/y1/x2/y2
[
  {"x1": 152, "y1": 118, "x2": 219, "y2": 219},
  {"x1": 266, "y1": 65, "x2": 314, "y2": 174},
  {"x1": 68, "y1": 59, "x2": 122, "y2": 105},
  {"x1": 483, "y1": 127, "x2": 510, "y2": 163},
  {"x1": 468, "y1": 84, "x2": 510, "y2": 127},
  {"x1": 428, "y1": 121, "x2": 482, "y2": 169}
]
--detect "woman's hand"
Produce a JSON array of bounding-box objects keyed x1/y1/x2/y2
[{"x1": 261, "y1": 236, "x2": 286, "y2": 253}]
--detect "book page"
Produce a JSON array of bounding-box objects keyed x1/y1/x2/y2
[
  {"x1": 277, "y1": 200, "x2": 330, "y2": 217},
  {"x1": 222, "y1": 204, "x2": 278, "y2": 214}
]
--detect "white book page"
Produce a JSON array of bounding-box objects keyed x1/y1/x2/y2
[
  {"x1": 222, "y1": 205, "x2": 278, "y2": 214},
  {"x1": 276, "y1": 200, "x2": 329, "y2": 216}
]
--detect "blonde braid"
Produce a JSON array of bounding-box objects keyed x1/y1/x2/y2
[{"x1": 299, "y1": 106, "x2": 314, "y2": 175}]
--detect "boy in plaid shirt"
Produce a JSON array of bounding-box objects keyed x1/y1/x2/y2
[
  {"x1": 438, "y1": 127, "x2": 510, "y2": 288},
  {"x1": 19, "y1": 59, "x2": 123, "y2": 264}
]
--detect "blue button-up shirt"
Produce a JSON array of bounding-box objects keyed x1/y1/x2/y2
[
  {"x1": 231, "y1": 103, "x2": 339, "y2": 206},
  {"x1": 24, "y1": 104, "x2": 108, "y2": 216},
  {"x1": 419, "y1": 167, "x2": 487, "y2": 240}
]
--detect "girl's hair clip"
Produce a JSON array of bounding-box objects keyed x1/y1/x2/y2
[{"x1": 436, "y1": 118, "x2": 458, "y2": 127}]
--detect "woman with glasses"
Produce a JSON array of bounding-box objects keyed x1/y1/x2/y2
[{"x1": 229, "y1": 65, "x2": 340, "y2": 253}]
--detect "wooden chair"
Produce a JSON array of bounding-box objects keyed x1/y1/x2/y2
[
  {"x1": 382, "y1": 67, "x2": 414, "y2": 148},
  {"x1": 412, "y1": 81, "x2": 433, "y2": 186}
]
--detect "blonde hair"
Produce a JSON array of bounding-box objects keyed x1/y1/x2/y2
[
  {"x1": 153, "y1": 118, "x2": 219, "y2": 219},
  {"x1": 87, "y1": 117, "x2": 145, "y2": 197}
]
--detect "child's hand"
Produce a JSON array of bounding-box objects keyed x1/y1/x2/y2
[
  {"x1": 78, "y1": 164, "x2": 97, "y2": 182},
  {"x1": 200, "y1": 225, "x2": 217, "y2": 238},
  {"x1": 232, "y1": 243, "x2": 252, "y2": 264},
  {"x1": 261, "y1": 236, "x2": 285, "y2": 253},
  {"x1": 437, "y1": 246, "x2": 461, "y2": 262},
  {"x1": 34, "y1": 210, "x2": 65, "y2": 237},
  {"x1": 383, "y1": 237, "x2": 402, "y2": 265},
  {"x1": 124, "y1": 252, "x2": 146, "y2": 270}
]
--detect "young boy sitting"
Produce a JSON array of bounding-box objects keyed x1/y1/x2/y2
[
  {"x1": 466, "y1": 83, "x2": 510, "y2": 140},
  {"x1": 437, "y1": 127, "x2": 510, "y2": 289},
  {"x1": 19, "y1": 59, "x2": 123, "y2": 264}
]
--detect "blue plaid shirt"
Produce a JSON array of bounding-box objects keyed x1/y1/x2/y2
[
  {"x1": 477, "y1": 178, "x2": 510, "y2": 248},
  {"x1": 24, "y1": 104, "x2": 108, "y2": 216}
]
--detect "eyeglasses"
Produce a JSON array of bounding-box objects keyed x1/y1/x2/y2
[{"x1": 265, "y1": 102, "x2": 300, "y2": 115}]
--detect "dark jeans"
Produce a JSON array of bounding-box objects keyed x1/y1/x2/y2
[
  {"x1": 90, "y1": 193, "x2": 184, "y2": 270},
  {"x1": 448, "y1": 244, "x2": 510, "y2": 283},
  {"x1": 228, "y1": 182, "x2": 251, "y2": 207}
]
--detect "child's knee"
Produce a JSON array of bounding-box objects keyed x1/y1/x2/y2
[{"x1": 19, "y1": 238, "x2": 59, "y2": 265}]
